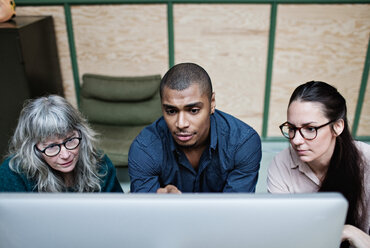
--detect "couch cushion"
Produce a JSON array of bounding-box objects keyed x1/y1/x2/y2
[
  {"x1": 92, "y1": 124, "x2": 147, "y2": 167},
  {"x1": 80, "y1": 92, "x2": 162, "y2": 125},
  {"x1": 82, "y1": 74, "x2": 161, "y2": 101}
]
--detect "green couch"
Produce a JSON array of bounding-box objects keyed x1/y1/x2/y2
[{"x1": 80, "y1": 73, "x2": 162, "y2": 167}]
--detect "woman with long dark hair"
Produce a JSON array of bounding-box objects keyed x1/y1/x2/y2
[{"x1": 267, "y1": 81, "x2": 369, "y2": 247}]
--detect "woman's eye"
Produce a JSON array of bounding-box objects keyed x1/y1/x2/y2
[
  {"x1": 46, "y1": 143, "x2": 58, "y2": 149},
  {"x1": 287, "y1": 126, "x2": 295, "y2": 132},
  {"x1": 304, "y1": 127, "x2": 316, "y2": 132},
  {"x1": 44, "y1": 144, "x2": 59, "y2": 153},
  {"x1": 65, "y1": 138, "x2": 75, "y2": 145}
]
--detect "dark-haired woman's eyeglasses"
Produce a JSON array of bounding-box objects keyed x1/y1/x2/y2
[
  {"x1": 279, "y1": 120, "x2": 335, "y2": 140},
  {"x1": 35, "y1": 136, "x2": 82, "y2": 157}
]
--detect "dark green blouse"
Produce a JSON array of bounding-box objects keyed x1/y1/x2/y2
[{"x1": 0, "y1": 154, "x2": 123, "y2": 192}]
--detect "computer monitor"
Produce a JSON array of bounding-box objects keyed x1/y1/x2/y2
[{"x1": 0, "y1": 193, "x2": 347, "y2": 248}]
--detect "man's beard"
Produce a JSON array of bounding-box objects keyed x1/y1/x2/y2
[{"x1": 176, "y1": 141, "x2": 198, "y2": 150}]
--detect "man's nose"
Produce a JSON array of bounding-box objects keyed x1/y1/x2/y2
[{"x1": 176, "y1": 112, "x2": 190, "y2": 129}]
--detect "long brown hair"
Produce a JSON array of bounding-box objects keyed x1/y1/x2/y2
[{"x1": 289, "y1": 81, "x2": 365, "y2": 229}]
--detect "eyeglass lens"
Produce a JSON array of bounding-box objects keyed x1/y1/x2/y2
[
  {"x1": 280, "y1": 125, "x2": 317, "y2": 140},
  {"x1": 44, "y1": 137, "x2": 81, "y2": 156}
]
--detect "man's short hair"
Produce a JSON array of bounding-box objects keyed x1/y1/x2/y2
[{"x1": 160, "y1": 63, "x2": 213, "y2": 101}]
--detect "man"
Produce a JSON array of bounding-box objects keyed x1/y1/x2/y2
[{"x1": 128, "y1": 63, "x2": 261, "y2": 193}]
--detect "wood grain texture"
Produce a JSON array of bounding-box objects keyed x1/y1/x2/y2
[
  {"x1": 174, "y1": 4, "x2": 271, "y2": 134},
  {"x1": 71, "y1": 5, "x2": 168, "y2": 79},
  {"x1": 15, "y1": 6, "x2": 76, "y2": 107},
  {"x1": 14, "y1": 4, "x2": 370, "y2": 138},
  {"x1": 269, "y1": 4, "x2": 370, "y2": 137},
  {"x1": 357, "y1": 73, "x2": 370, "y2": 136}
]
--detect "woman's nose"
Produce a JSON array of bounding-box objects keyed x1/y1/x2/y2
[
  {"x1": 291, "y1": 130, "x2": 305, "y2": 145},
  {"x1": 58, "y1": 146, "x2": 70, "y2": 158}
]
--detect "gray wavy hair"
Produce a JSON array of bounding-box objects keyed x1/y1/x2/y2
[{"x1": 8, "y1": 95, "x2": 104, "y2": 192}]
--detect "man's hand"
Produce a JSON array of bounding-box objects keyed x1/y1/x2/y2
[
  {"x1": 156, "y1": 185, "x2": 182, "y2": 194},
  {"x1": 341, "y1": 224, "x2": 370, "y2": 248}
]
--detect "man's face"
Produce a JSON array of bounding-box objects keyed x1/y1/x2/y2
[{"x1": 161, "y1": 83, "x2": 215, "y2": 149}]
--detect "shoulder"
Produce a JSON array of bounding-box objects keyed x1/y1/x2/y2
[
  {"x1": 213, "y1": 110, "x2": 256, "y2": 133},
  {"x1": 269, "y1": 147, "x2": 292, "y2": 168},
  {"x1": 129, "y1": 117, "x2": 169, "y2": 166},
  {"x1": 98, "y1": 154, "x2": 114, "y2": 172},
  {"x1": 97, "y1": 154, "x2": 124, "y2": 193},
  {"x1": 275, "y1": 146, "x2": 293, "y2": 162},
  {"x1": 355, "y1": 140, "x2": 370, "y2": 150},
  {"x1": 0, "y1": 157, "x2": 32, "y2": 192},
  {"x1": 213, "y1": 110, "x2": 260, "y2": 144},
  {"x1": 268, "y1": 146, "x2": 297, "y2": 177},
  {"x1": 0, "y1": 157, "x2": 14, "y2": 174},
  {"x1": 355, "y1": 141, "x2": 370, "y2": 180},
  {"x1": 132, "y1": 117, "x2": 167, "y2": 149},
  {"x1": 0, "y1": 157, "x2": 22, "y2": 177},
  {"x1": 354, "y1": 142, "x2": 370, "y2": 231},
  {"x1": 355, "y1": 141, "x2": 370, "y2": 161},
  {"x1": 354, "y1": 141, "x2": 370, "y2": 175},
  {"x1": 267, "y1": 147, "x2": 297, "y2": 193}
]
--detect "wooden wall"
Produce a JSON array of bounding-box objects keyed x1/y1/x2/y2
[
  {"x1": 174, "y1": 4, "x2": 270, "y2": 134},
  {"x1": 269, "y1": 4, "x2": 370, "y2": 136},
  {"x1": 16, "y1": 4, "x2": 370, "y2": 137}
]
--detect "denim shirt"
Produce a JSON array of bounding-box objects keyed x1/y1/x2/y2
[{"x1": 128, "y1": 109, "x2": 261, "y2": 193}]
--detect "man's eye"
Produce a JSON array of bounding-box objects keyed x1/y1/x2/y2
[
  {"x1": 165, "y1": 109, "x2": 177, "y2": 115},
  {"x1": 190, "y1": 108, "x2": 200, "y2": 114}
]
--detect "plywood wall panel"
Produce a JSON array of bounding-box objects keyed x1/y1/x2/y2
[
  {"x1": 174, "y1": 4, "x2": 270, "y2": 134},
  {"x1": 357, "y1": 73, "x2": 370, "y2": 136},
  {"x1": 14, "y1": 3, "x2": 370, "y2": 138},
  {"x1": 71, "y1": 5, "x2": 168, "y2": 80},
  {"x1": 269, "y1": 4, "x2": 370, "y2": 136},
  {"x1": 16, "y1": 7, "x2": 76, "y2": 107}
]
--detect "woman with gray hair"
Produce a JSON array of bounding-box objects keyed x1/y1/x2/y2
[{"x1": 0, "y1": 95, "x2": 123, "y2": 192}]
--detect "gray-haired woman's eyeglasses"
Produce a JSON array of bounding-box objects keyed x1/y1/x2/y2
[{"x1": 35, "y1": 136, "x2": 82, "y2": 157}]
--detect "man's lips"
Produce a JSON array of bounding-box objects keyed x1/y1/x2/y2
[{"x1": 175, "y1": 133, "x2": 193, "y2": 142}]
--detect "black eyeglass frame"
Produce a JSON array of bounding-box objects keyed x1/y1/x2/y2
[
  {"x1": 279, "y1": 120, "x2": 335, "y2": 140},
  {"x1": 34, "y1": 133, "x2": 82, "y2": 157}
]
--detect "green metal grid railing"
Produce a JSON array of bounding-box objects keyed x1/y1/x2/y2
[{"x1": 15, "y1": 0, "x2": 370, "y2": 141}]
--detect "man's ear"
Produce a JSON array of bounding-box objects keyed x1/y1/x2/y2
[
  {"x1": 210, "y1": 92, "x2": 216, "y2": 114},
  {"x1": 333, "y1": 119, "x2": 344, "y2": 136}
]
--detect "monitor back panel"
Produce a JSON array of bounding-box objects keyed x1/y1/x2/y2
[{"x1": 0, "y1": 193, "x2": 347, "y2": 248}]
